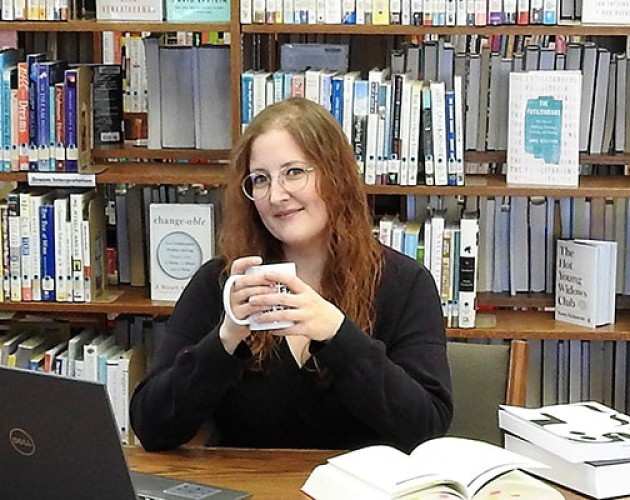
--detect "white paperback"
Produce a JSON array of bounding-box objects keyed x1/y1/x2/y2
[
  {"x1": 301, "y1": 436, "x2": 562, "y2": 500},
  {"x1": 499, "y1": 401, "x2": 630, "y2": 463},
  {"x1": 507, "y1": 71, "x2": 581, "y2": 187},
  {"x1": 149, "y1": 203, "x2": 214, "y2": 301},
  {"x1": 581, "y1": 0, "x2": 630, "y2": 24},
  {"x1": 555, "y1": 239, "x2": 617, "y2": 328}
]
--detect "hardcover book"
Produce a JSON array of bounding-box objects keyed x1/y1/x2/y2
[
  {"x1": 301, "y1": 436, "x2": 561, "y2": 500},
  {"x1": 149, "y1": 203, "x2": 214, "y2": 301},
  {"x1": 507, "y1": 70, "x2": 581, "y2": 187},
  {"x1": 554, "y1": 239, "x2": 616, "y2": 328},
  {"x1": 499, "y1": 401, "x2": 630, "y2": 463}
]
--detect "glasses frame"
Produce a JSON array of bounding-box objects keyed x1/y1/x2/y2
[{"x1": 241, "y1": 164, "x2": 315, "y2": 201}]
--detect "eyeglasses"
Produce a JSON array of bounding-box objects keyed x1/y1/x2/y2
[{"x1": 241, "y1": 164, "x2": 315, "y2": 201}]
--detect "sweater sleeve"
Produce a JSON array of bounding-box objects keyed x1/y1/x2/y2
[
  {"x1": 129, "y1": 259, "x2": 245, "y2": 451},
  {"x1": 312, "y1": 250, "x2": 453, "y2": 453}
]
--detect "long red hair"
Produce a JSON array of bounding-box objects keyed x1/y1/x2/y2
[{"x1": 220, "y1": 98, "x2": 382, "y2": 365}]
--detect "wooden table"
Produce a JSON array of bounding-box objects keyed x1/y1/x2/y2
[{"x1": 125, "y1": 446, "x2": 623, "y2": 499}]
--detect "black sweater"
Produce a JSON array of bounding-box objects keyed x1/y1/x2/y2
[{"x1": 130, "y1": 247, "x2": 453, "y2": 453}]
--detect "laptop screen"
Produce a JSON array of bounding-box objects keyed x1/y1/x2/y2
[
  {"x1": 0, "y1": 366, "x2": 251, "y2": 500},
  {"x1": 0, "y1": 366, "x2": 137, "y2": 499}
]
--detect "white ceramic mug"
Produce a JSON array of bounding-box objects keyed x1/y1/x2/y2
[{"x1": 222, "y1": 262, "x2": 296, "y2": 331}]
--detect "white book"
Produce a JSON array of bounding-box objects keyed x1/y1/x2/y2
[
  {"x1": 398, "y1": 75, "x2": 413, "y2": 186},
  {"x1": 67, "y1": 328, "x2": 96, "y2": 378},
  {"x1": 302, "y1": 437, "x2": 553, "y2": 500},
  {"x1": 342, "y1": 71, "x2": 360, "y2": 144},
  {"x1": 582, "y1": 0, "x2": 630, "y2": 24},
  {"x1": 555, "y1": 239, "x2": 617, "y2": 328},
  {"x1": 499, "y1": 401, "x2": 630, "y2": 463},
  {"x1": 429, "y1": 213, "x2": 445, "y2": 297},
  {"x1": 241, "y1": 0, "x2": 252, "y2": 22},
  {"x1": 150, "y1": 203, "x2": 215, "y2": 301},
  {"x1": 458, "y1": 217, "x2": 479, "y2": 329},
  {"x1": 53, "y1": 195, "x2": 70, "y2": 303},
  {"x1": 406, "y1": 80, "x2": 423, "y2": 187},
  {"x1": 70, "y1": 190, "x2": 95, "y2": 303},
  {"x1": 83, "y1": 334, "x2": 115, "y2": 382},
  {"x1": 507, "y1": 70, "x2": 581, "y2": 187},
  {"x1": 506, "y1": 433, "x2": 630, "y2": 500},
  {"x1": 429, "y1": 81, "x2": 448, "y2": 186},
  {"x1": 17, "y1": 191, "x2": 32, "y2": 301}
]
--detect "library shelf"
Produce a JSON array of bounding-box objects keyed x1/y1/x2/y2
[
  {"x1": 241, "y1": 23, "x2": 630, "y2": 36},
  {"x1": 447, "y1": 310, "x2": 630, "y2": 341},
  {"x1": 94, "y1": 162, "x2": 229, "y2": 185},
  {"x1": 0, "y1": 286, "x2": 174, "y2": 315},
  {"x1": 91, "y1": 143, "x2": 231, "y2": 162},
  {"x1": 363, "y1": 175, "x2": 630, "y2": 197},
  {"x1": 0, "y1": 20, "x2": 231, "y2": 32},
  {"x1": 465, "y1": 151, "x2": 630, "y2": 165}
]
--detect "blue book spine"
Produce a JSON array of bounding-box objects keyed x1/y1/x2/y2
[
  {"x1": 64, "y1": 69, "x2": 78, "y2": 172},
  {"x1": 445, "y1": 90, "x2": 457, "y2": 186},
  {"x1": 49, "y1": 86, "x2": 56, "y2": 172},
  {"x1": 240, "y1": 73, "x2": 254, "y2": 131},
  {"x1": 40, "y1": 203, "x2": 55, "y2": 302},
  {"x1": 330, "y1": 78, "x2": 343, "y2": 125},
  {"x1": 37, "y1": 64, "x2": 51, "y2": 172},
  {"x1": 0, "y1": 67, "x2": 10, "y2": 173},
  {"x1": 28, "y1": 54, "x2": 46, "y2": 171}
]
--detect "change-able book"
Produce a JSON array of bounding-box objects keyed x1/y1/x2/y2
[
  {"x1": 507, "y1": 71, "x2": 582, "y2": 187},
  {"x1": 149, "y1": 203, "x2": 214, "y2": 301},
  {"x1": 555, "y1": 239, "x2": 617, "y2": 328}
]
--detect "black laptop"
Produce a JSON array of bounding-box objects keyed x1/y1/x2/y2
[{"x1": 0, "y1": 366, "x2": 251, "y2": 500}]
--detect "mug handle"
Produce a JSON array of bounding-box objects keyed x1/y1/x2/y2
[{"x1": 223, "y1": 274, "x2": 250, "y2": 326}]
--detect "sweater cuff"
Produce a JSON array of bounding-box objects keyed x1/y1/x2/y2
[{"x1": 311, "y1": 316, "x2": 373, "y2": 374}]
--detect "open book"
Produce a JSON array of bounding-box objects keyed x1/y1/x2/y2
[{"x1": 301, "y1": 436, "x2": 563, "y2": 500}]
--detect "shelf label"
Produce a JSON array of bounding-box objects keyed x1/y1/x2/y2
[{"x1": 27, "y1": 172, "x2": 96, "y2": 188}]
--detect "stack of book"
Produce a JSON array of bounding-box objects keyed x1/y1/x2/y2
[{"x1": 499, "y1": 401, "x2": 630, "y2": 499}]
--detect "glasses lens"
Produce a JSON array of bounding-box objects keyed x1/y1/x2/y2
[
  {"x1": 242, "y1": 172, "x2": 270, "y2": 200},
  {"x1": 281, "y1": 166, "x2": 310, "y2": 193}
]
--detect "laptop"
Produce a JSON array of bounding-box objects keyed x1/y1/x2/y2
[{"x1": 0, "y1": 366, "x2": 251, "y2": 500}]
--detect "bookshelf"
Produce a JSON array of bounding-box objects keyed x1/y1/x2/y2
[{"x1": 1, "y1": 7, "x2": 630, "y2": 342}]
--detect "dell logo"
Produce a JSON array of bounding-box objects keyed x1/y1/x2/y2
[{"x1": 9, "y1": 428, "x2": 35, "y2": 456}]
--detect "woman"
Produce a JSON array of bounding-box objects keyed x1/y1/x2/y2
[{"x1": 130, "y1": 98, "x2": 452, "y2": 452}]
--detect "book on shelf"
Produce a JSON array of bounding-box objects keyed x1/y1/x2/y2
[
  {"x1": 165, "y1": 0, "x2": 230, "y2": 21},
  {"x1": 301, "y1": 436, "x2": 562, "y2": 500},
  {"x1": 554, "y1": 239, "x2": 617, "y2": 329},
  {"x1": 499, "y1": 401, "x2": 630, "y2": 464},
  {"x1": 506, "y1": 70, "x2": 581, "y2": 187},
  {"x1": 149, "y1": 203, "x2": 215, "y2": 301},
  {"x1": 581, "y1": 0, "x2": 630, "y2": 24},
  {"x1": 95, "y1": 0, "x2": 163, "y2": 20}
]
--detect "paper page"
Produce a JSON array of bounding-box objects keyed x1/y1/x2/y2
[
  {"x1": 409, "y1": 437, "x2": 545, "y2": 496},
  {"x1": 328, "y1": 446, "x2": 465, "y2": 497}
]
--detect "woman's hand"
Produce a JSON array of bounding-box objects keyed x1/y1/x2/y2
[
  {"x1": 247, "y1": 270, "x2": 344, "y2": 342},
  {"x1": 219, "y1": 255, "x2": 274, "y2": 353}
]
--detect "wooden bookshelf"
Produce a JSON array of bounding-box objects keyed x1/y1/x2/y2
[
  {"x1": 448, "y1": 310, "x2": 630, "y2": 341},
  {"x1": 241, "y1": 23, "x2": 630, "y2": 36},
  {"x1": 0, "y1": 286, "x2": 173, "y2": 315},
  {"x1": 0, "y1": 20, "x2": 231, "y2": 32}
]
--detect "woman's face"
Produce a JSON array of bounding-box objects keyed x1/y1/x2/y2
[{"x1": 248, "y1": 128, "x2": 329, "y2": 254}]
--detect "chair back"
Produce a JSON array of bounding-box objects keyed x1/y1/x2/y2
[{"x1": 446, "y1": 340, "x2": 528, "y2": 446}]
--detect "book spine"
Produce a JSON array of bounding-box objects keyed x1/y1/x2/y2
[
  {"x1": 17, "y1": 62, "x2": 29, "y2": 172},
  {"x1": 19, "y1": 192, "x2": 32, "y2": 301},
  {"x1": 37, "y1": 64, "x2": 51, "y2": 172},
  {"x1": 54, "y1": 82, "x2": 65, "y2": 172},
  {"x1": 40, "y1": 203, "x2": 55, "y2": 302},
  {"x1": 64, "y1": 70, "x2": 78, "y2": 173}
]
